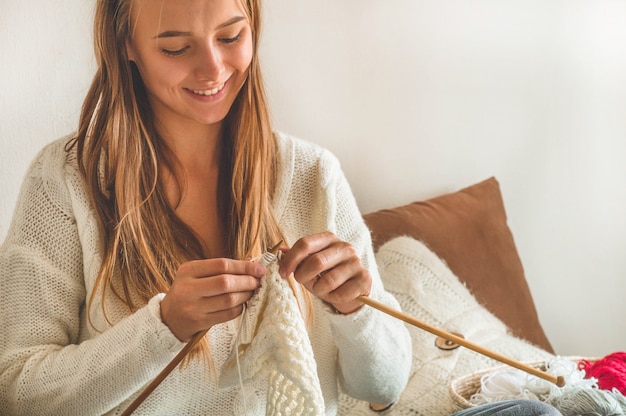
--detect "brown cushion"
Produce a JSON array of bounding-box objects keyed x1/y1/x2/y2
[{"x1": 363, "y1": 177, "x2": 554, "y2": 353}]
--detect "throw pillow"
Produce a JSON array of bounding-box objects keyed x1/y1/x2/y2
[{"x1": 363, "y1": 177, "x2": 553, "y2": 353}]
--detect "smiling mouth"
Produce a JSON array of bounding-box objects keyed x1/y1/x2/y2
[{"x1": 189, "y1": 83, "x2": 225, "y2": 96}]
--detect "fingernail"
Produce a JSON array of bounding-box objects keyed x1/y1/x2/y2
[{"x1": 255, "y1": 264, "x2": 265, "y2": 276}]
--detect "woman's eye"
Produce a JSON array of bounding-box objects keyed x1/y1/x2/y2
[
  {"x1": 161, "y1": 46, "x2": 189, "y2": 57},
  {"x1": 219, "y1": 32, "x2": 242, "y2": 44}
]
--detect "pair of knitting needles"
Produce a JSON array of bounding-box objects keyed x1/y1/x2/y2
[{"x1": 122, "y1": 240, "x2": 564, "y2": 415}]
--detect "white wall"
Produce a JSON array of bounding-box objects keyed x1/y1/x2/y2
[
  {"x1": 1, "y1": 1, "x2": 624, "y2": 358},
  {"x1": 260, "y1": 0, "x2": 626, "y2": 357},
  {"x1": 0, "y1": 1, "x2": 95, "y2": 234}
]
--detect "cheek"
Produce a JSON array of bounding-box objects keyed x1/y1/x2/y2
[
  {"x1": 234, "y1": 41, "x2": 254, "y2": 72},
  {"x1": 154, "y1": 64, "x2": 187, "y2": 86},
  {"x1": 135, "y1": 55, "x2": 185, "y2": 89}
]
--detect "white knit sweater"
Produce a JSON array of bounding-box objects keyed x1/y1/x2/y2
[{"x1": 0, "y1": 132, "x2": 412, "y2": 415}]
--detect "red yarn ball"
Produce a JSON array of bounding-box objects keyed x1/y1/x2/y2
[{"x1": 580, "y1": 352, "x2": 626, "y2": 395}]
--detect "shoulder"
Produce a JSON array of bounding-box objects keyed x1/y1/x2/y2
[
  {"x1": 29, "y1": 134, "x2": 79, "y2": 178},
  {"x1": 25, "y1": 133, "x2": 85, "y2": 213},
  {"x1": 272, "y1": 131, "x2": 347, "y2": 220},
  {"x1": 274, "y1": 131, "x2": 342, "y2": 183}
]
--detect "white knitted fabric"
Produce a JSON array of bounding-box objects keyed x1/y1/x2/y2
[
  {"x1": 0, "y1": 132, "x2": 411, "y2": 415},
  {"x1": 338, "y1": 236, "x2": 554, "y2": 416},
  {"x1": 219, "y1": 254, "x2": 325, "y2": 415}
]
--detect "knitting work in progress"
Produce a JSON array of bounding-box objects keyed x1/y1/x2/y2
[
  {"x1": 219, "y1": 252, "x2": 325, "y2": 416},
  {"x1": 470, "y1": 356, "x2": 626, "y2": 416}
]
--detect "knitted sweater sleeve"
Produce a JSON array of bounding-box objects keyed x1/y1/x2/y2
[
  {"x1": 275, "y1": 134, "x2": 412, "y2": 406},
  {"x1": 320, "y1": 152, "x2": 412, "y2": 406},
  {"x1": 0, "y1": 142, "x2": 184, "y2": 415}
]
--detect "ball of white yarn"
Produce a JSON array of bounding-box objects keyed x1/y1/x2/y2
[{"x1": 470, "y1": 357, "x2": 598, "y2": 405}]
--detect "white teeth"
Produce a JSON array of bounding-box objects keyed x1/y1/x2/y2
[{"x1": 191, "y1": 84, "x2": 224, "y2": 96}]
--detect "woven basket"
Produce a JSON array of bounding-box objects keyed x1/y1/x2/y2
[
  {"x1": 449, "y1": 357, "x2": 593, "y2": 409},
  {"x1": 449, "y1": 365, "x2": 509, "y2": 409}
]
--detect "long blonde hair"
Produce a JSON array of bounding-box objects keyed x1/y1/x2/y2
[{"x1": 67, "y1": 0, "x2": 284, "y2": 359}]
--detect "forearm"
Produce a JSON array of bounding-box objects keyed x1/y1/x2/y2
[
  {"x1": 1, "y1": 295, "x2": 183, "y2": 415},
  {"x1": 328, "y1": 286, "x2": 412, "y2": 405}
]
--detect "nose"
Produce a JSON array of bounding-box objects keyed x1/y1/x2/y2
[{"x1": 195, "y1": 42, "x2": 225, "y2": 81}]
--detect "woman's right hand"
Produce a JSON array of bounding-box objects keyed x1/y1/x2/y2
[{"x1": 159, "y1": 258, "x2": 266, "y2": 341}]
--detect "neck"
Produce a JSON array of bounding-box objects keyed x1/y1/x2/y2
[{"x1": 158, "y1": 121, "x2": 223, "y2": 173}]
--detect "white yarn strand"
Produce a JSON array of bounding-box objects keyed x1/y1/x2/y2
[
  {"x1": 231, "y1": 304, "x2": 261, "y2": 416},
  {"x1": 230, "y1": 250, "x2": 279, "y2": 415}
]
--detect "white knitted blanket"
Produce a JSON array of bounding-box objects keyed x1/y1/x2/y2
[
  {"x1": 219, "y1": 254, "x2": 325, "y2": 415},
  {"x1": 339, "y1": 236, "x2": 554, "y2": 415}
]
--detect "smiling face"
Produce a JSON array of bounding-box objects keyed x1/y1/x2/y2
[{"x1": 126, "y1": 0, "x2": 253, "y2": 139}]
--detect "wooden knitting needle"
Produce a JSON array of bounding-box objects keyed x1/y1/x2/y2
[
  {"x1": 121, "y1": 328, "x2": 209, "y2": 416},
  {"x1": 121, "y1": 241, "x2": 284, "y2": 416},
  {"x1": 357, "y1": 295, "x2": 566, "y2": 387}
]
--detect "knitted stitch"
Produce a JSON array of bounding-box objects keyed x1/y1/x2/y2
[{"x1": 220, "y1": 255, "x2": 325, "y2": 415}]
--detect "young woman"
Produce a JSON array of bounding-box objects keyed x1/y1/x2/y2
[
  {"x1": 0, "y1": 1, "x2": 561, "y2": 415},
  {"x1": 0, "y1": 0, "x2": 410, "y2": 414}
]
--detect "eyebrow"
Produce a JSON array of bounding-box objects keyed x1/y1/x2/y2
[{"x1": 154, "y1": 16, "x2": 247, "y2": 39}]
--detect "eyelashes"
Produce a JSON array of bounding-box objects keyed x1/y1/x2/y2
[
  {"x1": 160, "y1": 32, "x2": 243, "y2": 57},
  {"x1": 219, "y1": 33, "x2": 242, "y2": 44},
  {"x1": 161, "y1": 46, "x2": 190, "y2": 57}
]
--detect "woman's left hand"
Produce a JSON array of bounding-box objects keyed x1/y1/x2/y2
[{"x1": 278, "y1": 231, "x2": 372, "y2": 314}]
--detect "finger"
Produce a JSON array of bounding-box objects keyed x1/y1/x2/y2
[
  {"x1": 177, "y1": 258, "x2": 266, "y2": 280},
  {"x1": 200, "y1": 290, "x2": 257, "y2": 315},
  {"x1": 162, "y1": 275, "x2": 260, "y2": 341},
  {"x1": 322, "y1": 267, "x2": 372, "y2": 315},
  {"x1": 293, "y1": 241, "x2": 356, "y2": 286},
  {"x1": 204, "y1": 306, "x2": 247, "y2": 327},
  {"x1": 189, "y1": 273, "x2": 262, "y2": 298},
  {"x1": 324, "y1": 269, "x2": 371, "y2": 305},
  {"x1": 279, "y1": 232, "x2": 339, "y2": 278},
  {"x1": 310, "y1": 256, "x2": 361, "y2": 293},
  {"x1": 181, "y1": 303, "x2": 249, "y2": 339}
]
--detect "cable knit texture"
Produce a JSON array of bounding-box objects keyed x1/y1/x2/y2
[
  {"x1": 338, "y1": 236, "x2": 554, "y2": 415},
  {"x1": 0, "y1": 132, "x2": 411, "y2": 415},
  {"x1": 219, "y1": 254, "x2": 325, "y2": 415}
]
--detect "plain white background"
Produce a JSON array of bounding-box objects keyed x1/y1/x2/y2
[{"x1": 1, "y1": 1, "x2": 624, "y2": 357}]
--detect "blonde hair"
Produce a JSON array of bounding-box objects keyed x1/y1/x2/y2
[{"x1": 67, "y1": 0, "x2": 287, "y2": 361}]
